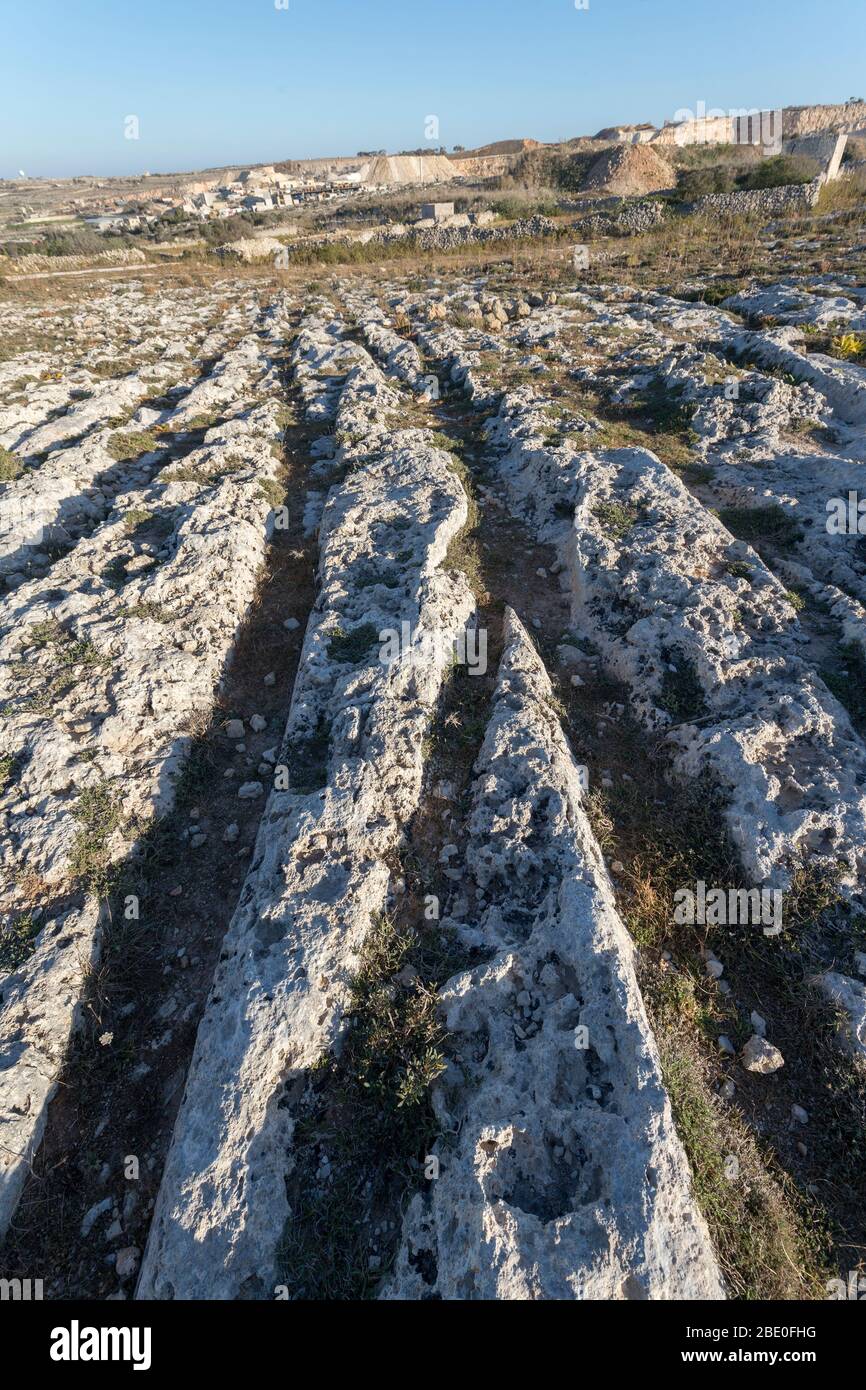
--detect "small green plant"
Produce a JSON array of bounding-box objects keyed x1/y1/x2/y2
[
  {"x1": 182, "y1": 412, "x2": 221, "y2": 432},
  {"x1": 101, "y1": 556, "x2": 129, "y2": 589},
  {"x1": 69, "y1": 783, "x2": 124, "y2": 897},
  {"x1": 24, "y1": 619, "x2": 104, "y2": 668},
  {"x1": 0, "y1": 915, "x2": 39, "y2": 976},
  {"x1": 725, "y1": 559, "x2": 752, "y2": 580},
  {"x1": 592, "y1": 500, "x2": 642, "y2": 539},
  {"x1": 27, "y1": 620, "x2": 60, "y2": 647},
  {"x1": 0, "y1": 446, "x2": 24, "y2": 481},
  {"x1": 717, "y1": 504, "x2": 803, "y2": 552},
  {"x1": 106, "y1": 430, "x2": 158, "y2": 461},
  {"x1": 681, "y1": 462, "x2": 715, "y2": 485},
  {"x1": 57, "y1": 636, "x2": 104, "y2": 669},
  {"x1": 161, "y1": 464, "x2": 200, "y2": 484},
  {"x1": 259, "y1": 478, "x2": 285, "y2": 508},
  {"x1": 123, "y1": 507, "x2": 154, "y2": 530},
  {"x1": 821, "y1": 644, "x2": 866, "y2": 733},
  {"x1": 0, "y1": 751, "x2": 21, "y2": 795},
  {"x1": 830, "y1": 332, "x2": 866, "y2": 362},
  {"x1": 636, "y1": 377, "x2": 697, "y2": 434},
  {"x1": 428, "y1": 430, "x2": 462, "y2": 456},
  {"x1": 15, "y1": 620, "x2": 107, "y2": 719},
  {"x1": 123, "y1": 601, "x2": 175, "y2": 623},
  {"x1": 659, "y1": 649, "x2": 707, "y2": 722},
  {"x1": 327, "y1": 623, "x2": 380, "y2": 664},
  {"x1": 701, "y1": 280, "x2": 743, "y2": 306},
  {"x1": 289, "y1": 717, "x2": 331, "y2": 793}
]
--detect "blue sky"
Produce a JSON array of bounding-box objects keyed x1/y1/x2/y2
[{"x1": 2, "y1": 0, "x2": 864, "y2": 178}]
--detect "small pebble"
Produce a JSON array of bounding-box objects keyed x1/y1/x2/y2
[
  {"x1": 81, "y1": 1197, "x2": 112, "y2": 1238},
  {"x1": 741, "y1": 1035, "x2": 784, "y2": 1074},
  {"x1": 115, "y1": 1247, "x2": 140, "y2": 1282}
]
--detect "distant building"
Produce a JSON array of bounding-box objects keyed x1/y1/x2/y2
[
  {"x1": 421, "y1": 201, "x2": 455, "y2": 222},
  {"x1": 84, "y1": 214, "x2": 127, "y2": 233}
]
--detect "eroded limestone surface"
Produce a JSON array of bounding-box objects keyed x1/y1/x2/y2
[
  {"x1": 137, "y1": 315, "x2": 475, "y2": 1299},
  {"x1": 384, "y1": 610, "x2": 724, "y2": 1300}
]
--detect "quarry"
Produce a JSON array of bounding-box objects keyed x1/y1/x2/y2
[{"x1": 1, "y1": 88, "x2": 865, "y2": 1315}]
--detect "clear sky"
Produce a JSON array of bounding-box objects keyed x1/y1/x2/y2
[{"x1": 2, "y1": 0, "x2": 865, "y2": 178}]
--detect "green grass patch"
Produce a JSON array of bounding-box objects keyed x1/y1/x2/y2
[
  {"x1": 69, "y1": 783, "x2": 124, "y2": 897},
  {"x1": 277, "y1": 911, "x2": 458, "y2": 1299},
  {"x1": 326, "y1": 622, "x2": 380, "y2": 664},
  {"x1": 106, "y1": 430, "x2": 158, "y2": 462},
  {"x1": 259, "y1": 477, "x2": 285, "y2": 509},
  {"x1": 717, "y1": 503, "x2": 803, "y2": 552},
  {"x1": 563, "y1": 649, "x2": 858, "y2": 1300},
  {"x1": 123, "y1": 601, "x2": 176, "y2": 624},
  {"x1": 0, "y1": 915, "x2": 40, "y2": 976},
  {"x1": 0, "y1": 446, "x2": 24, "y2": 481},
  {"x1": 17, "y1": 621, "x2": 107, "y2": 716},
  {"x1": 288, "y1": 716, "x2": 332, "y2": 794},
  {"x1": 821, "y1": 643, "x2": 866, "y2": 734},
  {"x1": 659, "y1": 649, "x2": 707, "y2": 722},
  {"x1": 122, "y1": 507, "x2": 154, "y2": 530},
  {"x1": 592, "y1": 499, "x2": 643, "y2": 539},
  {"x1": 0, "y1": 752, "x2": 19, "y2": 795},
  {"x1": 680, "y1": 462, "x2": 715, "y2": 486},
  {"x1": 160, "y1": 464, "x2": 201, "y2": 484}
]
